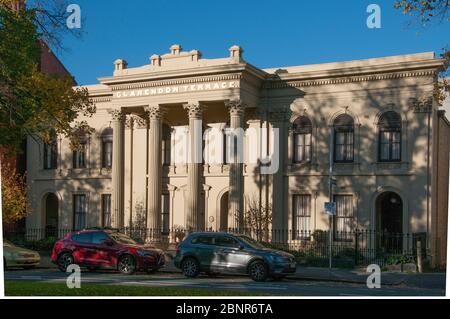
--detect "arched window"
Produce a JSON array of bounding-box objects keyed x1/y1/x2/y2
[
  {"x1": 101, "y1": 128, "x2": 113, "y2": 168},
  {"x1": 333, "y1": 114, "x2": 354, "y2": 163},
  {"x1": 293, "y1": 116, "x2": 312, "y2": 163},
  {"x1": 378, "y1": 111, "x2": 401, "y2": 162}
]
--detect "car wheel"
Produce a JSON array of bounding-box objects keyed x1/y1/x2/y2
[
  {"x1": 249, "y1": 260, "x2": 268, "y2": 282},
  {"x1": 181, "y1": 257, "x2": 200, "y2": 278},
  {"x1": 117, "y1": 255, "x2": 136, "y2": 275},
  {"x1": 57, "y1": 253, "x2": 74, "y2": 272}
]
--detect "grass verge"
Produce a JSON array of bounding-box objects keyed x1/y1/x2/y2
[{"x1": 5, "y1": 280, "x2": 269, "y2": 296}]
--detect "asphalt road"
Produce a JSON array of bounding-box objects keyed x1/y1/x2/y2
[{"x1": 3, "y1": 268, "x2": 445, "y2": 296}]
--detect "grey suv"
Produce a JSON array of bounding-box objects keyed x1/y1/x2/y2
[{"x1": 174, "y1": 232, "x2": 296, "y2": 281}]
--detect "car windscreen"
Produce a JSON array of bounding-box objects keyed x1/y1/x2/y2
[
  {"x1": 237, "y1": 235, "x2": 265, "y2": 249},
  {"x1": 109, "y1": 233, "x2": 137, "y2": 245}
]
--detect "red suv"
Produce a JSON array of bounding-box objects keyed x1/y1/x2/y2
[{"x1": 51, "y1": 229, "x2": 165, "y2": 275}]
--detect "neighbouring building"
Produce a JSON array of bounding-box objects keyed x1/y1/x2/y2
[{"x1": 25, "y1": 45, "x2": 450, "y2": 268}]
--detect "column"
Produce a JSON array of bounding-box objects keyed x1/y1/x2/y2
[
  {"x1": 110, "y1": 110, "x2": 125, "y2": 228},
  {"x1": 145, "y1": 106, "x2": 164, "y2": 239},
  {"x1": 226, "y1": 99, "x2": 246, "y2": 231},
  {"x1": 183, "y1": 103, "x2": 203, "y2": 230}
]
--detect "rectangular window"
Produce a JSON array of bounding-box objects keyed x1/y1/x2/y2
[
  {"x1": 73, "y1": 142, "x2": 87, "y2": 169},
  {"x1": 294, "y1": 133, "x2": 312, "y2": 163},
  {"x1": 334, "y1": 195, "x2": 354, "y2": 241},
  {"x1": 102, "y1": 140, "x2": 112, "y2": 168},
  {"x1": 292, "y1": 195, "x2": 311, "y2": 239},
  {"x1": 334, "y1": 131, "x2": 354, "y2": 162},
  {"x1": 43, "y1": 141, "x2": 57, "y2": 169},
  {"x1": 161, "y1": 193, "x2": 170, "y2": 234},
  {"x1": 73, "y1": 194, "x2": 87, "y2": 230},
  {"x1": 102, "y1": 194, "x2": 111, "y2": 228}
]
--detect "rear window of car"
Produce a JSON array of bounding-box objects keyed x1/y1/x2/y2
[
  {"x1": 215, "y1": 236, "x2": 239, "y2": 248},
  {"x1": 190, "y1": 235, "x2": 213, "y2": 245},
  {"x1": 71, "y1": 232, "x2": 92, "y2": 243}
]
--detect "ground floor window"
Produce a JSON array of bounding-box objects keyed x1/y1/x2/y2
[
  {"x1": 292, "y1": 194, "x2": 311, "y2": 239},
  {"x1": 73, "y1": 194, "x2": 87, "y2": 230},
  {"x1": 334, "y1": 194, "x2": 354, "y2": 241},
  {"x1": 102, "y1": 194, "x2": 111, "y2": 227},
  {"x1": 162, "y1": 193, "x2": 170, "y2": 234}
]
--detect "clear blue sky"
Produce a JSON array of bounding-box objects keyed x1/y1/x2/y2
[{"x1": 53, "y1": 0, "x2": 449, "y2": 85}]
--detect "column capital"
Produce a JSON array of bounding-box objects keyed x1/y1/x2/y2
[
  {"x1": 144, "y1": 105, "x2": 166, "y2": 120},
  {"x1": 225, "y1": 99, "x2": 246, "y2": 117},
  {"x1": 108, "y1": 109, "x2": 125, "y2": 122},
  {"x1": 183, "y1": 103, "x2": 203, "y2": 119}
]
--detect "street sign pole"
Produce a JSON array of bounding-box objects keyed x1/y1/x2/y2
[{"x1": 328, "y1": 127, "x2": 334, "y2": 271}]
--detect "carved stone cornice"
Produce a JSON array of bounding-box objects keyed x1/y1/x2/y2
[
  {"x1": 409, "y1": 97, "x2": 433, "y2": 113},
  {"x1": 89, "y1": 96, "x2": 112, "y2": 103},
  {"x1": 133, "y1": 115, "x2": 148, "y2": 129},
  {"x1": 144, "y1": 106, "x2": 166, "y2": 121},
  {"x1": 110, "y1": 73, "x2": 242, "y2": 92},
  {"x1": 125, "y1": 115, "x2": 134, "y2": 129},
  {"x1": 225, "y1": 99, "x2": 246, "y2": 117},
  {"x1": 263, "y1": 70, "x2": 437, "y2": 89},
  {"x1": 183, "y1": 103, "x2": 203, "y2": 119},
  {"x1": 108, "y1": 110, "x2": 125, "y2": 121}
]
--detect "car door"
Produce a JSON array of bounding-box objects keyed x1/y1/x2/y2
[
  {"x1": 71, "y1": 232, "x2": 93, "y2": 264},
  {"x1": 190, "y1": 235, "x2": 215, "y2": 271},
  {"x1": 213, "y1": 236, "x2": 251, "y2": 274},
  {"x1": 89, "y1": 231, "x2": 114, "y2": 268}
]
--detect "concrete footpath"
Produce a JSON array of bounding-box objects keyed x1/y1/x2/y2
[{"x1": 37, "y1": 254, "x2": 446, "y2": 290}]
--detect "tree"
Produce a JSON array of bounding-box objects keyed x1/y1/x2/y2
[
  {"x1": 0, "y1": 4, "x2": 94, "y2": 153},
  {"x1": 0, "y1": 152, "x2": 27, "y2": 226},
  {"x1": 240, "y1": 196, "x2": 273, "y2": 242},
  {"x1": 394, "y1": 1, "x2": 449, "y2": 105}
]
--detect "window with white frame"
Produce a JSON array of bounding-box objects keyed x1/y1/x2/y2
[
  {"x1": 333, "y1": 194, "x2": 354, "y2": 241},
  {"x1": 293, "y1": 116, "x2": 312, "y2": 163},
  {"x1": 292, "y1": 194, "x2": 311, "y2": 239},
  {"x1": 73, "y1": 194, "x2": 87, "y2": 230},
  {"x1": 378, "y1": 111, "x2": 401, "y2": 162},
  {"x1": 43, "y1": 139, "x2": 58, "y2": 170},
  {"x1": 333, "y1": 114, "x2": 354, "y2": 163},
  {"x1": 73, "y1": 137, "x2": 87, "y2": 169}
]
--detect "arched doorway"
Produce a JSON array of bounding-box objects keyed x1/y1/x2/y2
[
  {"x1": 219, "y1": 192, "x2": 229, "y2": 231},
  {"x1": 375, "y1": 191, "x2": 403, "y2": 252},
  {"x1": 44, "y1": 193, "x2": 59, "y2": 238}
]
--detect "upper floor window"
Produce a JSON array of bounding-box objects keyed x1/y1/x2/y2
[
  {"x1": 378, "y1": 111, "x2": 401, "y2": 162},
  {"x1": 73, "y1": 137, "x2": 87, "y2": 169},
  {"x1": 333, "y1": 114, "x2": 354, "y2": 163},
  {"x1": 43, "y1": 138, "x2": 57, "y2": 170},
  {"x1": 101, "y1": 128, "x2": 113, "y2": 168},
  {"x1": 293, "y1": 116, "x2": 312, "y2": 163}
]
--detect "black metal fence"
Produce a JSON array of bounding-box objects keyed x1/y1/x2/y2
[{"x1": 3, "y1": 227, "x2": 428, "y2": 266}]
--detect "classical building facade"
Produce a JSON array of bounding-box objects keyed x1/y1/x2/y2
[{"x1": 25, "y1": 45, "x2": 449, "y2": 267}]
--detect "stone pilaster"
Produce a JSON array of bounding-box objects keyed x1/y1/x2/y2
[
  {"x1": 225, "y1": 99, "x2": 246, "y2": 231},
  {"x1": 145, "y1": 106, "x2": 164, "y2": 239},
  {"x1": 109, "y1": 109, "x2": 125, "y2": 228},
  {"x1": 183, "y1": 103, "x2": 204, "y2": 230}
]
